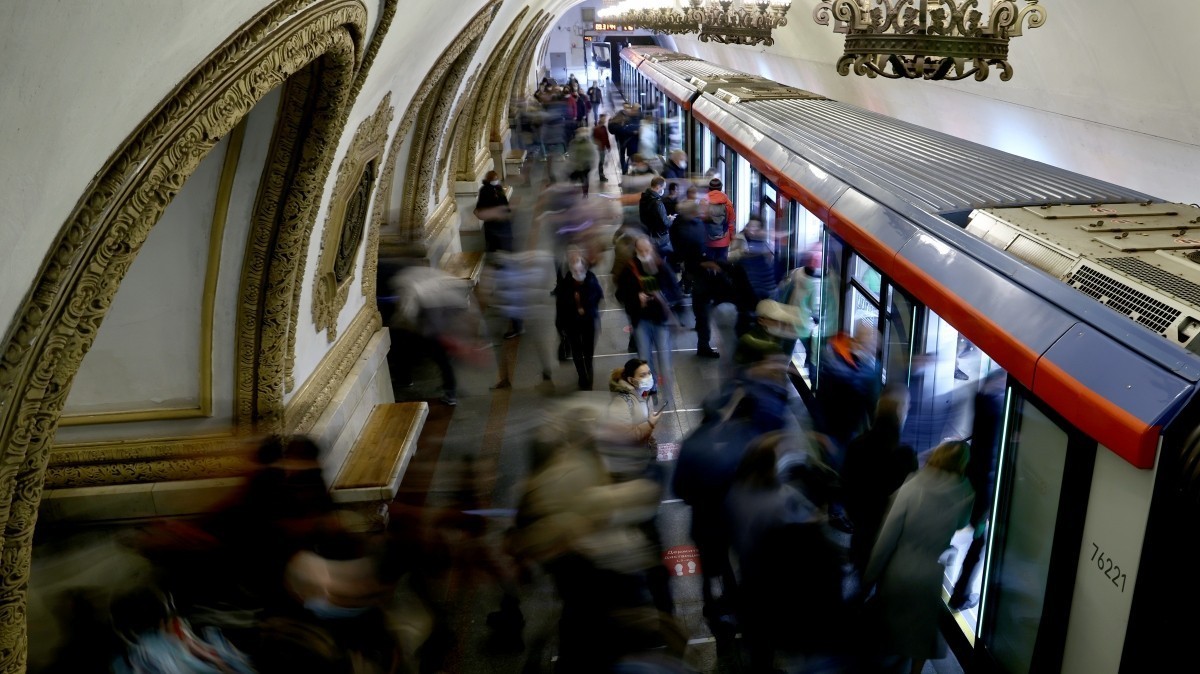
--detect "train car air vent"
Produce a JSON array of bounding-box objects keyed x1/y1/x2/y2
[
  {"x1": 1097, "y1": 257, "x2": 1200, "y2": 307},
  {"x1": 1067, "y1": 264, "x2": 1182, "y2": 334}
]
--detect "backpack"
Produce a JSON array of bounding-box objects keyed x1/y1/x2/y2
[{"x1": 706, "y1": 201, "x2": 728, "y2": 241}]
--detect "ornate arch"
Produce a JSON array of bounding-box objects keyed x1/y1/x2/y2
[
  {"x1": 488, "y1": 12, "x2": 552, "y2": 144},
  {"x1": 439, "y1": 64, "x2": 483, "y2": 193},
  {"x1": 0, "y1": 1, "x2": 370, "y2": 668},
  {"x1": 312, "y1": 94, "x2": 393, "y2": 341},
  {"x1": 449, "y1": 7, "x2": 529, "y2": 183}
]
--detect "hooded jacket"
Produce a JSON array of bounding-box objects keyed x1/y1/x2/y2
[{"x1": 704, "y1": 189, "x2": 736, "y2": 249}]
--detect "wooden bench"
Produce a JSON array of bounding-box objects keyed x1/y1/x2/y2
[
  {"x1": 443, "y1": 250, "x2": 485, "y2": 288},
  {"x1": 331, "y1": 401, "x2": 428, "y2": 529}
]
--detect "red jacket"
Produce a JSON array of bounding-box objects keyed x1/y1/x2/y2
[
  {"x1": 592, "y1": 124, "x2": 611, "y2": 151},
  {"x1": 704, "y1": 190, "x2": 736, "y2": 248}
]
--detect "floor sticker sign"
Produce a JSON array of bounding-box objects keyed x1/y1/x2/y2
[{"x1": 663, "y1": 545, "x2": 701, "y2": 576}]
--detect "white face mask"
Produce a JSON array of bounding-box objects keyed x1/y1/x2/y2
[
  {"x1": 637, "y1": 253, "x2": 653, "y2": 264},
  {"x1": 678, "y1": 161, "x2": 687, "y2": 169},
  {"x1": 634, "y1": 375, "x2": 654, "y2": 393},
  {"x1": 490, "y1": 180, "x2": 501, "y2": 187},
  {"x1": 571, "y1": 262, "x2": 586, "y2": 281}
]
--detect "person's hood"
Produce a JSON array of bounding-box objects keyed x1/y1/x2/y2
[{"x1": 610, "y1": 373, "x2": 637, "y2": 395}]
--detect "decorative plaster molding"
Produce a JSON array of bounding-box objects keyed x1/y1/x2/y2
[
  {"x1": 394, "y1": 0, "x2": 500, "y2": 242},
  {"x1": 313, "y1": 95, "x2": 393, "y2": 341},
  {"x1": 46, "y1": 435, "x2": 254, "y2": 488},
  {"x1": 0, "y1": 1, "x2": 375, "y2": 667},
  {"x1": 452, "y1": 7, "x2": 529, "y2": 181},
  {"x1": 439, "y1": 65, "x2": 482, "y2": 192},
  {"x1": 285, "y1": 304, "x2": 382, "y2": 435},
  {"x1": 421, "y1": 198, "x2": 458, "y2": 250}
]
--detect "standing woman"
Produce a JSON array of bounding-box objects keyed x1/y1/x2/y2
[
  {"x1": 606, "y1": 358, "x2": 674, "y2": 617},
  {"x1": 556, "y1": 247, "x2": 604, "y2": 390},
  {"x1": 475, "y1": 170, "x2": 513, "y2": 253},
  {"x1": 616, "y1": 236, "x2": 683, "y2": 410},
  {"x1": 864, "y1": 440, "x2": 974, "y2": 674}
]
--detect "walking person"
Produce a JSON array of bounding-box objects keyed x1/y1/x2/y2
[
  {"x1": 568, "y1": 127, "x2": 597, "y2": 198},
  {"x1": 593, "y1": 115, "x2": 612, "y2": 184},
  {"x1": 616, "y1": 236, "x2": 683, "y2": 410},
  {"x1": 863, "y1": 440, "x2": 974, "y2": 674},
  {"x1": 587, "y1": 81, "x2": 603, "y2": 125},
  {"x1": 555, "y1": 248, "x2": 604, "y2": 390}
]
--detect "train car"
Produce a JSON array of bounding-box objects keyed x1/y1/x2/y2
[{"x1": 622, "y1": 46, "x2": 1200, "y2": 674}]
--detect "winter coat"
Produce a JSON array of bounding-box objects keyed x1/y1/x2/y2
[
  {"x1": 604, "y1": 374, "x2": 658, "y2": 484},
  {"x1": 638, "y1": 189, "x2": 671, "y2": 239},
  {"x1": 615, "y1": 256, "x2": 682, "y2": 325},
  {"x1": 568, "y1": 134, "x2": 597, "y2": 173},
  {"x1": 865, "y1": 468, "x2": 973, "y2": 660},
  {"x1": 554, "y1": 271, "x2": 604, "y2": 330},
  {"x1": 704, "y1": 190, "x2": 736, "y2": 248}
]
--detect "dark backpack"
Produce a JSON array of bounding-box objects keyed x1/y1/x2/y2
[{"x1": 706, "y1": 201, "x2": 728, "y2": 241}]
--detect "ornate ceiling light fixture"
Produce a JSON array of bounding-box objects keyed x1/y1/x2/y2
[
  {"x1": 813, "y1": 0, "x2": 1046, "y2": 81},
  {"x1": 598, "y1": 0, "x2": 793, "y2": 47}
]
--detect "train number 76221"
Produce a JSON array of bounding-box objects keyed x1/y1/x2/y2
[{"x1": 1090, "y1": 542, "x2": 1127, "y2": 593}]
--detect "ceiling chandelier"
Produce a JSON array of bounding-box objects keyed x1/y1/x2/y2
[
  {"x1": 813, "y1": 0, "x2": 1046, "y2": 81},
  {"x1": 598, "y1": 0, "x2": 794, "y2": 47}
]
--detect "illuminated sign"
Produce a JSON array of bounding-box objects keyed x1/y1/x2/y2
[{"x1": 593, "y1": 22, "x2": 635, "y2": 31}]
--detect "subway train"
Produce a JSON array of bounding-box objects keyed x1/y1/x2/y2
[{"x1": 617, "y1": 46, "x2": 1198, "y2": 674}]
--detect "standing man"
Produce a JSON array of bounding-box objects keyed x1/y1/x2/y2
[
  {"x1": 587, "y1": 81, "x2": 603, "y2": 125},
  {"x1": 639, "y1": 176, "x2": 676, "y2": 261},
  {"x1": 704, "y1": 178, "x2": 736, "y2": 262},
  {"x1": 593, "y1": 114, "x2": 612, "y2": 184}
]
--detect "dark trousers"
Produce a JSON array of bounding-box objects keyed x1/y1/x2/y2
[
  {"x1": 597, "y1": 149, "x2": 607, "y2": 179},
  {"x1": 393, "y1": 330, "x2": 456, "y2": 396},
  {"x1": 693, "y1": 285, "x2": 716, "y2": 352},
  {"x1": 565, "y1": 318, "x2": 598, "y2": 389}
]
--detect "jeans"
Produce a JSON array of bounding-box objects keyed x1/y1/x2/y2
[{"x1": 635, "y1": 320, "x2": 674, "y2": 408}]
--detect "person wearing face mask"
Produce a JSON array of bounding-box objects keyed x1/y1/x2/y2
[
  {"x1": 606, "y1": 358, "x2": 677, "y2": 619},
  {"x1": 616, "y1": 237, "x2": 683, "y2": 409},
  {"x1": 474, "y1": 170, "x2": 513, "y2": 253},
  {"x1": 663, "y1": 149, "x2": 688, "y2": 180},
  {"x1": 608, "y1": 359, "x2": 663, "y2": 456},
  {"x1": 555, "y1": 249, "x2": 604, "y2": 390}
]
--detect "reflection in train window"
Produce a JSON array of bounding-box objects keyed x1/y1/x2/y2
[{"x1": 982, "y1": 397, "x2": 1068, "y2": 674}]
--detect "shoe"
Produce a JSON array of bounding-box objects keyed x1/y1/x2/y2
[
  {"x1": 504, "y1": 329, "x2": 524, "y2": 340},
  {"x1": 490, "y1": 380, "x2": 511, "y2": 390},
  {"x1": 542, "y1": 371, "x2": 552, "y2": 382},
  {"x1": 697, "y1": 348, "x2": 720, "y2": 359},
  {"x1": 599, "y1": 176, "x2": 608, "y2": 183},
  {"x1": 949, "y1": 593, "x2": 979, "y2": 612},
  {"x1": 954, "y1": 368, "x2": 970, "y2": 381},
  {"x1": 440, "y1": 394, "x2": 457, "y2": 407}
]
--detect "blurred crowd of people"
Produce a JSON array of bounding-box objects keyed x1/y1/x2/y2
[{"x1": 30, "y1": 77, "x2": 1007, "y2": 674}]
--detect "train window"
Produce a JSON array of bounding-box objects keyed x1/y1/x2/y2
[
  {"x1": 850, "y1": 254, "x2": 882, "y2": 302},
  {"x1": 982, "y1": 395, "x2": 1070, "y2": 674},
  {"x1": 735, "y1": 157, "x2": 751, "y2": 231}
]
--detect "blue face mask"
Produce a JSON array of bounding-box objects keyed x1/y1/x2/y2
[{"x1": 304, "y1": 596, "x2": 370, "y2": 620}]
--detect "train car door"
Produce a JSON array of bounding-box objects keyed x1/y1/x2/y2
[{"x1": 974, "y1": 392, "x2": 1096, "y2": 674}]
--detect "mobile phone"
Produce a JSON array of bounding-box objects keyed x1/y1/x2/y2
[{"x1": 655, "y1": 401, "x2": 669, "y2": 415}]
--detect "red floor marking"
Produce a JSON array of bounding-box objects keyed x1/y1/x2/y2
[
  {"x1": 656, "y1": 441, "x2": 679, "y2": 462},
  {"x1": 663, "y1": 545, "x2": 701, "y2": 576}
]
